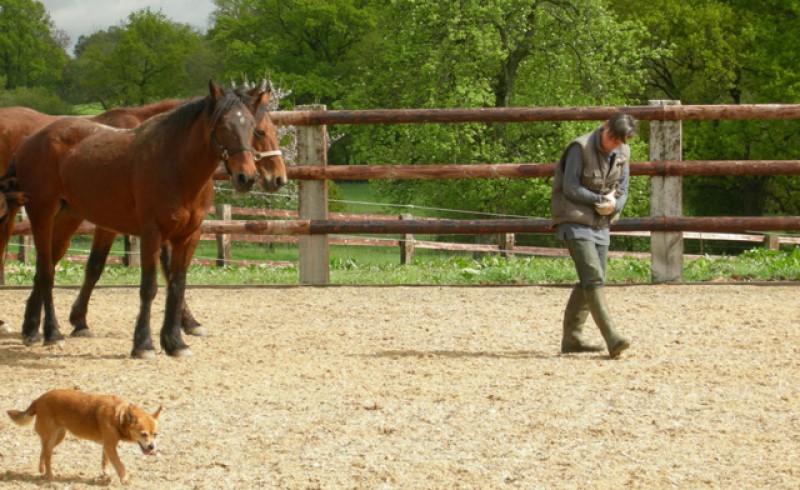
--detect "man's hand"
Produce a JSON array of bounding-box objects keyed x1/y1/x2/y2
[{"x1": 594, "y1": 191, "x2": 617, "y2": 216}]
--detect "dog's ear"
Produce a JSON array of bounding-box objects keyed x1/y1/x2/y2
[{"x1": 152, "y1": 405, "x2": 163, "y2": 420}]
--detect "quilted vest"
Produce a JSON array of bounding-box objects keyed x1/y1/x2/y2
[{"x1": 551, "y1": 126, "x2": 629, "y2": 229}]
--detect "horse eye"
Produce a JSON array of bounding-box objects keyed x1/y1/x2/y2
[{"x1": 254, "y1": 129, "x2": 266, "y2": 138}]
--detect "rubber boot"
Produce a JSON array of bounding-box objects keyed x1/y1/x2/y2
[
  {"x1": 561, "y1": 285, "x2": 604, "y2": 353},
  {"x1": 584, "y1": 287, "x2": 630, "y2": 358}
]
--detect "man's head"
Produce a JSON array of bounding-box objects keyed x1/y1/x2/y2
[{"x1": 600, "y1": 113, "x2": 637, "y2": 152}]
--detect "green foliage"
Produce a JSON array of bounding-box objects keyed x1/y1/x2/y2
[
  {"x1": 0, "y1": 0, "x2": 67, "y2": 90},
  {"x1": 69, "y1": 8, "x2": 220, "y2": 106},
  {"x1": 6, "y1": 246, "x2": 800, "y2": 286},
  {"x1": 209, "y1": 0, "x2": 377, "y2": 107},
  {"x1": 0, "y1": 84, "x2": 71, "y2": 113},
  {"x1": 611, "y1": 0, "x2": 800, "y2": 218},
  {"x1": 611, "y1": 0, "x2": 744, "y2": 103},
  {"x1": 345, "y1": 0, "x2": 654, "y2": 219}
]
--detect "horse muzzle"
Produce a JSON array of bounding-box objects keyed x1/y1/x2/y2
[
  {"x1": 254, "y1": 150, "x2": 287, "y2": 192},
  {"x1": 232, "y1": 169, "x2": 258, "y2": 192}
]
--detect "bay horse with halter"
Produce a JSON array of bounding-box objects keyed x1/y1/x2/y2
[
  {"x1": 66, "y1": 82, "x2": 285, "y2": 339},
  {"x1": 0, "y1": 104, "x2": 175, "y2": 332},
  {"x1": 0, "y1": 84, "x2": 286, "y2": 340},
  {"x1": 0, "y1": 102, "x2": 182, "y2": 282},
  {"x1": 4, "y1": 80, "x2": 269, "y2": 358}
]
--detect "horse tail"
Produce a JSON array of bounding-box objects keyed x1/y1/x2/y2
[{"x1": 0, "y1": 159, "x2": 27, "y2": 222}]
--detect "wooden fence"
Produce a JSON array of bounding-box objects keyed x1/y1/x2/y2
[
  {"x1": 278, "y1": 101, "x2": 800, "y2": 284},
  {"x1": 8, "y1": 206, "x2": 795, "y2": 267},
  {"x1": 7, "y1": 102, "x2": 800, "y2": 284}
]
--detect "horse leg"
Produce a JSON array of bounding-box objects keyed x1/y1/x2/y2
[
  {"x1": 69, "y1": 228, "x2": 117, "y2": 337},
  {"x1": 21, "y1": 205, "x2": 60, "y2": 346},
  {"x1": 131, "y1": 233, "x2": 160, "y2": 359},
  {"x1": 159, "y1": 243, "x2": 205, "y2": 336},
  {"x1": 0, "y1": 204, "x2": 21, "y2": 286},
  {"x1": 160, "y1": 235, "x2": 197, "y2": 357},
  {"x1": 0, "y1": 204, "x2": 21, "y2": 333},
  {"x1": 39, "y1": 205, "x2": 83, "y2": 345}
]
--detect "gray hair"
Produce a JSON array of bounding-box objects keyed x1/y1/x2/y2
[{"x1": 607, "y1": 113, "x2": 637, "y2": 142}]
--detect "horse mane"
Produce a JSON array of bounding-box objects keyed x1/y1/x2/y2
[
  {"x1": 121, "y1": 99, "x2": 183, "y2": 120},
  {"x1": 211, "y1": 88, "x2": 258, "y2": 126},
  {"x1": 151, "y1": 88, "x2": 258, "y2": 135}
]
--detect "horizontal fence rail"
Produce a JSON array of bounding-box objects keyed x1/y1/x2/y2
[
  {"x1": 198, "y1": 217, "x2": 800, "y2": 236},
  {"x1": 271, "y1": 104, "x2": 800, "y2": 126},
  {"x1": 218, "y1": 160, "x2": 800, "y2": 182},
  {"x1": 214, "y1": 160, "x2": 800, "y2": 182}
]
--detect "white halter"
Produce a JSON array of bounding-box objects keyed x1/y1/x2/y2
[{"x1": 253, "y1": 150, "x2": 283, "y2": 160}]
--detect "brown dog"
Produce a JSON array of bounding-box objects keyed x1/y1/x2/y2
[{"x1": 7, "y1": 389, "x2": 161, "y2": 484}]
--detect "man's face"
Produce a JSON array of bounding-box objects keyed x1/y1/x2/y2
[{"x1": 600, "y1": 122, "x2": 624, "y2": 152}]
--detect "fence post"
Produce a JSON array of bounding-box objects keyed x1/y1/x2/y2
[
  {"x1": 499, "y1": 233, "x2": 515, "y2": 259},
  {"x1": 123, "y1": 236, "x2": 140, "y2": 267},
  {"x1": 649, "y1": 100, "x2": 683, "y2": 283},
  {"x1": 296, "y1": 104, "x2": 329, "y2": 285},
  {"x1": 400, "y1": 213, "x2": 415, "y2": 265},
  {"x1": 216, "y1": 203, "x2": 232, "y2": 266},
  {"x1": 764, "y1": 233, "x2": 780, "y2": 250},
  {"x1": 17, "y1": 208, "x2": 33, "y2": 265}
]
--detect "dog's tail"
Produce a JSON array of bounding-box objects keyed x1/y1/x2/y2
[{"x1": 7, "y1": 406, "x2": 35, "y2": 426}]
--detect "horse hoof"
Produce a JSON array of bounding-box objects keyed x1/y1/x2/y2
[
  {"x1": 170, "y1": 348, "x2": 193, "y2": 358},
  {"x1": 184, "y1": 326, "x2": 207, "y2": 337},
  {"x1": 44, "y1": 338, "x2": 66, "y2": 348},
  {"x1": 70, "y1": 328, "x2": 95, "y2": 338},
  {"x1": 22, "y1": 335, "x2": 41, "y2": 346},
  {"x1": 131, "y1": 349, "x2": 157, "y2": 360},
  {"x1": 0, "y1": 323, "x2": 13, "y2": 334}
]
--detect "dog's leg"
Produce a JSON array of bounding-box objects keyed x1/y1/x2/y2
[
  {"x1": 39, "y1": 432, "x2": 58, "y2": 481},
  {"x1": 102, "y1": 442, "x2": 128, "y2": 485},
  {"x1": 35, "y1": 422, "x2": 61, "y2": 481}
]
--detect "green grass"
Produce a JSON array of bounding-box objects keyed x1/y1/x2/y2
[{"x1": 3, "y1": 247, "x2": 800, "y2": 287}]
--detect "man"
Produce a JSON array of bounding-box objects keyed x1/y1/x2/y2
[{"x1": 550, "y1": 113, "x2": 636, "y2": 358}]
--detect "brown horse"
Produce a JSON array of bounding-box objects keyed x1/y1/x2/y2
[
  {"x1": 66, "y1": 83, "x2": 286, "y2": 339},
  {"x1": 0, "y1": 101, "x2": 182, "y2": 283},
  {"x1": 6, "y1": 80, "x2": 265, "y2": 358},
  {"x1": 0, "y1": 101, "x2": 187, "y2": 334},
  {"x1": 0, "y1": 86, "x2": 286, "y2": 338}
]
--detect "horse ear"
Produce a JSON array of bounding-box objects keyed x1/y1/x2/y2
[
  {"x1": 246, "y1": 81, "x2": 270, "y2": 110},
  {"x1": 208, "y1": 79, "x2": 224, "y2": 100},
  {"x1": 255, "y1": 89, "x2": 270, "y2": 110}
]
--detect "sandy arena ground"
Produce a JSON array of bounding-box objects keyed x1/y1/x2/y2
[{"x1": 0, "y1": 284, "x2": 798, "y2": 489}]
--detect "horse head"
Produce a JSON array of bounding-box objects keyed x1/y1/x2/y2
[
  {"x1": 247, "y1": 81, "x2": 287, "y2": 192},
  {"x1": 209, "y1": 80, "x2": 260, "y2": 192}
]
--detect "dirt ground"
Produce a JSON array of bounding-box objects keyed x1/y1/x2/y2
[{"x1": 0, "y1": 284, "x2": 798, "y2": 489}]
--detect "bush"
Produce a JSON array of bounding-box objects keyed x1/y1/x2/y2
[{"x1": 0, "y1": 86, "x2": 73, "y2": 114}]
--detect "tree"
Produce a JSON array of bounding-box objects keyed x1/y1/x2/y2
[
  {"x1": 209, "y1": 0, "x2": 377, "y2": 107},
  {"x1": 0, "y1": 0, "x2": 67, "y2": 89},
  {"x1": 71, "y1": 8, "x2": 220, "y2": 107},
  {"x1": 346, "y1": 0, "x2": 653, "y2": 225},
  {"x1": 611, "y1": 0, "x2": 800, "y2": 217}
]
